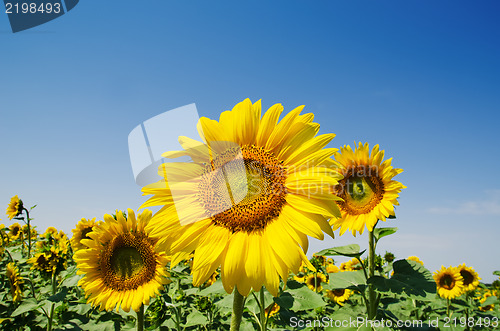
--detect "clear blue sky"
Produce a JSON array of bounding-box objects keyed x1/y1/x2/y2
[{"x1": 1, "y1": 1, "x2": 499, "y2": 281}]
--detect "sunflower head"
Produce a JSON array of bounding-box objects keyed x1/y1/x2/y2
[
  {"x1": 384, "y1": 251, "x2": 395, "y2": 263},
  {"x1": 326, "y1": 264, "x2": 340, "y2": 274},
  {"x1": 457, "y1": 264, "x2": 480, "y2": 292},
  {"x1": 6, "y1": 195, "x2": 23, "y2": 220},
  {"x1": 141, "y1": 98, "x2": 343, "y2": 297},
  {"x1": 74, "y1": 209, "x2": 171, "y2": 312},
  {"x1": 71, "y1": 218, "x2": 98, "y2": 251},
  {"x1": 340, "y1": 258, "x2": 362, "y2": 272},
  {"x1": 434, "y1": 266, "x2": 464, "y2": 299},
  {"x1": 8, "y1": 223, "x2": 22, "y2": 241},
  {"x1": 305, "y1": 272, "x2": 328, "y2": 292},
  {"x1": 265, "y1": 303, "x2": 280, "y2": 318},
  {"x1": 6, "y1": 262, "x2": 23, "y2": 302},
  {"x1": 326, "y1": 288, "x2": 353, "y2": 306},
  {"x1": 332, "y1": 142, "x2": 405, "y2": 236}
]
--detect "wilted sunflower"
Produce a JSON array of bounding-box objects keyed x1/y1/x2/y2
[
  {"x1": 457, "y1": 264, "x2": 480, "y2": 292},
  {"x1": 331, "y1": 143, "x2": 405, "y2": 235},
  {"x1": 71, "y1": 218, "x2": 97, "y2": 251},
  {"x1": 326, "y1": 288, "x2": 353, "y2": 306},
  {"x1": 9, "y1": 223, "x2": 22, "y2": 241},
  {"x1": 407, "y1": 256, "x2": 424, "y2": 266},
  {"x1": 142, "y1": 98, "x2": 343, "y2": 296},
  {"x1": 6, "y1": 195, "x2": 23, "y2": 220},
  {"x1": 434, "y1": 266, "x2": 464, "y2": 299},
  {"x1": 74, "y1": 209, "x2": 170, "y2": 312},
  {"x1": 6, "y1": 262, "x2": 23, "y2": 302},
  {"x1": 305, "y1": 272, "x2": 328, "y2": 292}
]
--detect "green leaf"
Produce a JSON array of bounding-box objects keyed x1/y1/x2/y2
[
  {"x1": 481, "y1": 295, "x2": 498, "y2": 307},
  {"x1": 48, "y1": 287, "x2": 68, "y2": 302},
  {"x1": 493, "y1": 270, "x2": 500, "y2": 277},
  {"x1": 315, "y1": 244, "x2": 366, "y2": 258},
  {"x1": 373, "y1": 227, "x2": 397, "y2": 244},
  {"x1": 274, "y1": 282, "x2": 326, "y2": 311},
  {"x1": 368, "y1": 259, "x2": 436, "y2": 300},
  {"x1": 184, "y1": 309, "x2": 208, "y2": 327},
  {"x1": 197, "y1": 279, "x2": 226, "y2": 296},
  {"x1": 11, "y1": 298, "x2": 42, "y2": 316},
  {"x1": 323, "y1": 270, "x2": 367, "y2": 291}
]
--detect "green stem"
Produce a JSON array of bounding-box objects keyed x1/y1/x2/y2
[
  {"x1": 23, "y1": 208, "x2": 32, "y2": 258},
  {"x1": 137, "y1": 304, "x2": 144, "y2": 331},
  {"x1": 447, "y1": 298, "x2": 450, "y2": 317},
  {"x1": 47, "y1": 272, "x2": 57, "y2": 331},
  {"x1": 230, "y1": 287, "x2": 246, "y2": 331},
  {"x1": 368, "y1": 229, "x2": 377, "y2": 320},
  {"x1": 259, "y1": 287, "x2": 266, "y2": 331}
]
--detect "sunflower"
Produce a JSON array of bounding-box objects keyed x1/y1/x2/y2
[
  {"x1": 331, "y1": 143, "x2": 405, "y2": 235},
  {"x1": 340, "y1": 258, "x2": 362, "y2": 271},
  {"x1": 407, "y1": 256, "x2": 424, "y2": 266},
  {"x1": 478, "y1": 291, "x2": 495, "y2": 311},
  {"x1": 265, "y1": 303, "x2": 280, "y2": 317},
  {"x1": 434, "y1": 266, "x2": 464, "y2": 299},
  {"x1": 74, "y1": 209, "x2": 170, "y2": 312},
  {"x1": 326, "y1": 264, "x2": 340, "y2": 274},
  {"x1": 22, "y1": 224, "x2": 37, "y2": 240},
  {"x1": 326, "y1": 288, "x2": 353, "y2": 306},
  {"x1": 6, "y1": 195, "x2": 23, "y2": 220},
  {"x1": 6, "y1": 262, "x2": 23, "y2": 302},
  {"x1": 457, "y1": 264, "x2": 480, "y2": 292},
  {"x1": 43, "y1": 227, "x2": 58, "y2": 237},
  {"x1": 305, "y1": 272, "x2": 328, "y2": 292},
  {"x1": 9, "y1": 223, "x2": 22, "y2": 241},
  {"x1": 141, "y1": 98, "x2": 343, "y2": 297},
  {"x1": 71, "y1": 218, "x2": 97, "y2": 251}
]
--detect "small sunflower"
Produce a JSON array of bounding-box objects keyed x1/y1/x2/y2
[
  {"x1": 8, "y1": 223, "x2": 22, "y2": 241},
  {"x1": 71, "y1": 218, "x2": 98, "y2": 251},
  {"x1": 305, "y1": 272, "x2": 328, "y2": 292},
  {"x1": 142, "y1": 98, "x2": 343, "y2": 296},
  {"x1": 74, "y1": 209, "x2": 170, "y2": 312},
  {"x1": 326, "y1": 288, "x2": 353, "y2": 306},
  {"x1": 6, "y1": 195, "x2": 23, "y2": 220},
  {"x1": 265, "y1": 303, "x2": 280, "y2": 317},
  {"x1": 478, "y1": 291, "x2": 495, "y2": 311},
  {"x1": 434, "y1": 266, "x2": 464, "y2": 299},
  {"x1": 43, "y1": 227, "x2": 58, "y2": 238},
  {"x1": 340, "y1": 258, "x2": 362, "y2": 271},
  {"x1": 331, "y1": 143, "x2": 406, "y2": 235},
  {"x1": 28, "y1": 252, "x2": 53, "y2": 273},
  {"x1": 6, "y1": 262, "x2": 23, "y2": 302},
  {"x1": 407, "y1": 256, "x2": 424, "y2": 266},
  {"x1": 326, "y1": 264, "x2": 340, "y2": 274},
  {"x1": 457, "y1": 264, "x2": 480, "y2": 292}
]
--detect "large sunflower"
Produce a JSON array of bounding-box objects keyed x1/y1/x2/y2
[
  {"x1": 6, "y1": 262, "x2": 23, "y2": 302},
  {"x1": 6, "y1": 195, "x2": 23, "y2": 220},
  {"x1": 434, "y1": 266, "x2": 464, "y2": 299},
  {"x1": 71, "y1": 217, "x2": 97, "y2": 251},
  {"x1": 331, "y1": 142, "x2": 405, "y2": 235},
  {"x1": 74, "y1": 209, "x2": 170, "y2": 312},
  {"x1": 142, "y1": 98, "x2": 343, "y2": 296},
  {"x1": 457, "y1": 264, "x2": 480, "y2": 292}
]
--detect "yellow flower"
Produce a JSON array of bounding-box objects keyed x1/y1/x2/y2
[
  {"x1": 43, "y1": 227, "x2": 58, "y2": 237},
  {"x1": 305, "y1": 272, "x2": 328, "y2": 292},
  {"x1": 204, "y1": 270, "x2": 219, "y2": 287},
  {"x1": 326, "y1": 288, "x2": 353, "y2": 306},
  {"x1": 407, "y1": 256, "x2": 424, "y2": 266},
  {"x1": 457, "y1": 264, "x2": 480, "y2": 292},
  {"x1": 479, "y1": 291, "x2": 495, "y2": 311},
  {"x1": 141, "y1": 98, "x2": 343, "y2": 296},
  {"x1": 9, "y1": 223, "x2": 22, "y2": 240},
  {"x1": 340, "y1": 258, "x2": 362, "y2": 271},
  {"x1": 6, "y1": 195, "x2": 23, "y2": 220},
  {"x1": 74, "y1": 209, "x2": 170, "y2": 312},
  {"x1": 326, "y1": 264, "x2": 340, "y2": 274},
  {"x1": 71, "y1": 218, "x2": 97, "y2": 251},
  {"x1": 22, "y1": 224, "x2": 37, "y2": 240},
  {"x1": 434, "y1": 266, "x2": 464, "y2": 299},
  {"x1": 265, "y1": 303, "x2": 280, "y2": 317},
  {"x1": 331, "y1": 143, "x2": 406, "y2": 235},
  {"x1": 6, "y1": 262, "x2": 23, "y2": 302}
]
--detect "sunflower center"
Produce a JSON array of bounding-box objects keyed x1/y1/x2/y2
[
  {"x1": 460, "y1": 270, "x2": 473, "y2": 286},
  {"x1": 332, "y1": 289, "x2": 345, "y2": 296},
  {"x1": 100, "y1": 232, "x2": 157, "y2": 291},
  {"x1": 439, "y1": 274, "x2": 455, "y2": 290},
  {"x1": 198, "y1": 145, "x2": 286, "y2": 233},
  {"x1": 334, "y1": 167, "x2": 384, "y2": 215},
  {"x1": 81, "y1": 227, "x2": 93, "y2": 240}
]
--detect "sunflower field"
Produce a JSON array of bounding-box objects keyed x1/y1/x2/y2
[{"x1": 1, "y1": 99, "x2": 500, "y2": 330}]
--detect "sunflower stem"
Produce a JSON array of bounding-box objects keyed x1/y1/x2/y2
[
  {"x1": 447, "y1": 298, "x2": 450, "y2": 317},
  {"x1": 259, "y1": 287, "x2": 266, "y2": 331},
  {"x1": 137, "y1": 304, "x2": 144, "y2": 331},
  {"x1": 47, "y1": 271, "x2": 57, "y2": 331},
  {"x1": 367, "y1": 229, "x2": 377, "y2": 320},
  {"x1": 24, "y1": 208, "x2": 32, "y2": 258},
  {"x1": 230, "y1": 287, "x2": 245, "y2": 331}
]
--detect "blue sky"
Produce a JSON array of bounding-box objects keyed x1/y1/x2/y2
[{"x1": 1, "y1": 1, "x2": 499, "y2": 282}]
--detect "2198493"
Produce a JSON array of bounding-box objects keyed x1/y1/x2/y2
[{"x1": 5, "y1": 2, "x2": 62, "y2": 14}]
